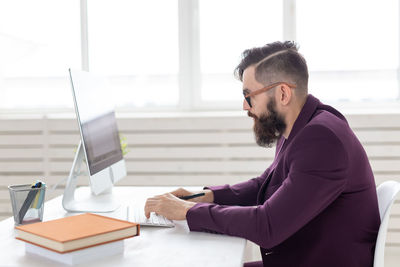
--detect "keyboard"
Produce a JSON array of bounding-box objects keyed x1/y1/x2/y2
[{"x1": 128, "y1": 205, "x2": 175, "y2": 228}]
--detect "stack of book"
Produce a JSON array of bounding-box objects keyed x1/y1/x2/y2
[{"x1": 15, "y1": 213, "x2": 140, "y2": 265}]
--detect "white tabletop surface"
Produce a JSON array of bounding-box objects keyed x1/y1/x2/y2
[{"x1": 0, "y1": 186, "x2": 246, "y2": 267}]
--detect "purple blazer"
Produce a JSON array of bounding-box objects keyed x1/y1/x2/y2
[{"x1": 186, "y1": 95, "x2": 380, "y2": 267}]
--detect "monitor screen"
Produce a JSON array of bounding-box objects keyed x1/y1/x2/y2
[
  {"x1": 69, "y1": 69, "x2": 124, "y2": 177},
  {"x1": 81, "y1": 111, "x2": 123, "y2": 175}
]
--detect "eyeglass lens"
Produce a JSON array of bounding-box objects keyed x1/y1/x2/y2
[{"x1": 243, "y1": 92, "x2": 252, "y2": 107}]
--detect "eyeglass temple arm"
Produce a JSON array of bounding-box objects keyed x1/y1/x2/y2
[{"x1": 245, "y1": 82, "x2": 296, "y2": 97}]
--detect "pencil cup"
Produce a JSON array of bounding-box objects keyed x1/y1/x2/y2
[{"x1": 8, "y1": 184, "x2": 46, "y2": 226}]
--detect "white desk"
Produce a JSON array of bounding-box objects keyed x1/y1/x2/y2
[{"x1": 0, "y1": 186, "x2": 246, "y2": 267}]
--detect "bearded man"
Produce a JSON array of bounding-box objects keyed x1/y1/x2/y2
[{"x1": 145, "y1": 41, "x2": 380, "y2": 267}]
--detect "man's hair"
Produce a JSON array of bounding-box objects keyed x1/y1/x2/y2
[{"x1": 234, "y1": 41, "x2": 309, "y2": 96}]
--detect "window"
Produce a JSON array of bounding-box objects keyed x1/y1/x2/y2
[
  {"x1": 297, "y1": 0, "x2": 399, "y2": 102},
  {"x1": 0, "y1": 0, "x2": 81, "y2": 109},
  {"x1": 0, "y1": 0, "x2": 399, "y2": 111},
  {"x1": 87, "y1": 0, "x2": 179, "y2": 108}
]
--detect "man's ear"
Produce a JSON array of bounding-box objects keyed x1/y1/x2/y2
[{"x1": 278, "y1": 84, "x2": 292, "y2": 106}]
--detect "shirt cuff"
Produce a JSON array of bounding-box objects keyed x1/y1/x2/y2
[
  {"x1": 186, "y1": 202, "x2": 220, "y2": 233},
  {"x1": 204, "y1": 184, "x2": 231, "y2": 205}
]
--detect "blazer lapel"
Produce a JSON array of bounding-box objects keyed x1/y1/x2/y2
[{"x1": 256, "y1": 94, "x2": 320, "y2": 204}]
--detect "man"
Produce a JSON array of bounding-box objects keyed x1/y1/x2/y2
[{"x1": 145, "y1": 41, "x2": 380, "y2": 267}]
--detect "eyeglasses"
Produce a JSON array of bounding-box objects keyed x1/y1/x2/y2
[{"x1": 243, "y1": 82, "x2": 296, "y2": 108}]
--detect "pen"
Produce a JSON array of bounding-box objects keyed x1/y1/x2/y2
[{"x1": 179, "y1": 193, "x2": 205, "y2": 200}]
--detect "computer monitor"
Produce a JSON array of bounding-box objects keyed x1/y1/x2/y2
[{"x1": 62, "y1": 69, "x2": 127, "y2": 213}]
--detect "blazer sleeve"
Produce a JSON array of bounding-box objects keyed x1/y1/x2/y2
[
  {"x1": 205, "y1": 169, "x2": 269, "y2": 206},
  {"x1": 186, "y1": 125, "x2": 348, "y2": 249}
]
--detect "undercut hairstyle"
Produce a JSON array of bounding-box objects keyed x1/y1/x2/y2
[{"x1": 234, "y1": 41, "x2": 309, "y2": 96}]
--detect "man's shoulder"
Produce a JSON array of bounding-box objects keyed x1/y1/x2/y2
[
  {"x1": 307, "y1": 109, "x2": 350, "y2": 135},
  {"x1": 291, "y1": 110, "x2": 349, "y2": 148},
  {"x1": 291, "y1": 109, "x2": 355, "y2": 152}
]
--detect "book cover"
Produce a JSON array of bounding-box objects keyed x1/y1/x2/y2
[{"x1": 15, "y1": 213, "x2": 139, "y2": 253}]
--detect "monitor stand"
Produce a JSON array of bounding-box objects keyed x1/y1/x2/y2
[{"x1": 62, "y1": 142, "x2": 120, "y2": 213}]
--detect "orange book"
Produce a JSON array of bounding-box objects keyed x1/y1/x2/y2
[{"x1": 15, "y1": 213, "x2": 140, "y2": 253}]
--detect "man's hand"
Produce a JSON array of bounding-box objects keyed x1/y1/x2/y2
[
  {"x1": 144, "y1": 193, "x2": 197, "y2": 220},
  {"x1": 170, "y1": 188, "x2": 214, "y2": 203}
]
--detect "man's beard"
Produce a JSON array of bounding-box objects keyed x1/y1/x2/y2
[{"x1": 248, "y1": 99, "x2": 286, "y2": 147}]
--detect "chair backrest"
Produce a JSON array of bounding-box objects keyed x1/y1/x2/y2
[{"x1": 373, "y1": 180, "x2": 400, "y2": 267}]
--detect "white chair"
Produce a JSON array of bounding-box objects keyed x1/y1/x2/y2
[{"x1": 373, "y1": 180, "x2": 400, "y2": 267}]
